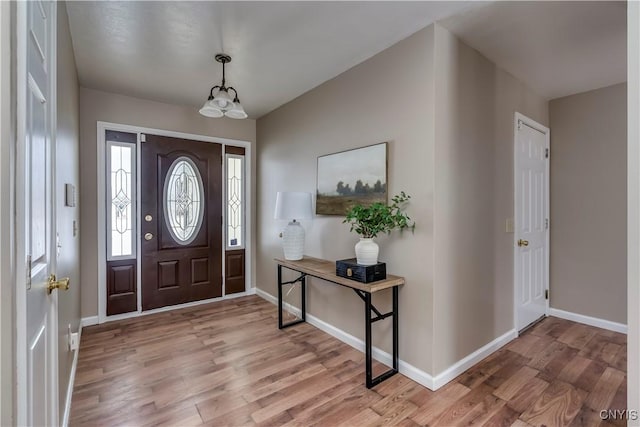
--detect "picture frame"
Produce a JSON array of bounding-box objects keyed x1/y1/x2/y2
[{"x1": 316, "y1": 142, "x2": 388, "y2": 215}]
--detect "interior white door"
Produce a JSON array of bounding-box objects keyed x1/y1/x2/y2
[
  {"x1": 16, "y1": 1, "x2": 58, "y2": 425},
  {"x1": 514, "y1": 114, "x2": 549, "y2": 332}
]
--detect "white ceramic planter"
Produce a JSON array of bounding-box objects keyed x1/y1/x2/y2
[{"x1": 355, "y1": 238, "x2": 379, "y2": 265}]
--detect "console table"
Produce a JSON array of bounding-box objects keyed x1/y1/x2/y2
[{"x1": 275, "y1": 256, "x2": 404, "y2": 388}]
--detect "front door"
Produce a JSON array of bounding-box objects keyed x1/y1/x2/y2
[
  {"x1": 514, "y1": 113, "x2": 550, "y2": 332},
  {"x1": 141, "y1": 134, "x2": 223, "y2": 310},
  {"x1": 17, "y1": 1, "x2": 58, "y2": 424}
]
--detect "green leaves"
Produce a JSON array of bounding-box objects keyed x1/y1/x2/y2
[{"x1": 343, "y1": 191, "x2": 415, "y2": 238}]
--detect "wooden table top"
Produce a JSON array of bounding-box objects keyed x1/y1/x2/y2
[{"x1": 275, "y1": 256, "x2": 404, "y2": 293}]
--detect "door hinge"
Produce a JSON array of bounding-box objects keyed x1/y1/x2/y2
[
  {"x1": 517, "y1": 120, "x2": 522, "y2": 131},
  {"x1": 545, "y1": 218, "x2": 549, "y2": 230},
  {"x1": 140, "y1": 133, "x2": 146, "y2": 143},
  {"x1": 545, "y1": 148, "x2": 549, "y2": 159},
  {"x1": 26, "y1": 255, "x2": 32, "y2": 290},
  {"x1": 545, "y1": 289, "x2": 549, "y2": 300}
]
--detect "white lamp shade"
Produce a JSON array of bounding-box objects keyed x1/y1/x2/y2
[
  {"x1": 212, "y1": 89, "x2": 235, "y2": 109},
  {"x1": 274, "y1": 192, "x2": 313, "y2": 220},
  {"x1": 225, "y1": 102, "x2": 248, "y2": 119},
  {"x1": 199, "y1": 100, "x2": 224, "y2": 118}
]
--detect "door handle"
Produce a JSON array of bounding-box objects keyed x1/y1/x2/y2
[
  {"x1": 518, "y1": 239, "x2": 529, "y2": 247},
  {"x1": 47, "y1": 274, "x2": 70, "y2": 294},
  {"x1": 144, "y1": 233, "x2": 153, "y2": 241}
]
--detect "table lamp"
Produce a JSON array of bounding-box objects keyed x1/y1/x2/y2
[{"x1": 274, "y1": 192, "x2": 313, "y2": 260}]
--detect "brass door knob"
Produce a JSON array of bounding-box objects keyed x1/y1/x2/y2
[
  {"x1": 47, "y1": 274, "x2": 70, "y2": 294},
  {"x1": 518, "y1": 239, "x2": 529, "y2": 247}
]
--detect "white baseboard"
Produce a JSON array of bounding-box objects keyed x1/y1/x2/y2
[
  {"x1": 431, "y1": 328, "x2": 517, "y2": 389},
  {"x1": 80, "y1": 316, "x2": 98, "y2": 327},
  {"x1": 549, "y1": 307, "x2": 627, "y2": 334},
  {"x1": 255, "y1": 288, "x2": 518, "y2": 391},
  {"x1": 62, "y1": 322, "x2": 83, "y2": 427}
]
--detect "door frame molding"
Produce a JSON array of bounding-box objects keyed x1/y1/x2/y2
[
  {"x1": 15, "y1": 1, "x2": 59, "y2": 424},
  {"x1": 513, "y1": 112, "x2": 550, "y2": 333},
  {"x1": 0, "y1": 1, "x2": 14, "y2": 424},
  {"x1": 96, "y1": 121, "x2": 253, "y2": 324}
]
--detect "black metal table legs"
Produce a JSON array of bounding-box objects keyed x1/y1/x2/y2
[
  {"x1": 359, "y1": 286, "x2": 399, "y2": 388},
  {"x1": 276, "y1": 264, "x2": 399, "y2": 388},
  {"x1": 277, "y1": 264, "x2": 307, "y2": 329}
]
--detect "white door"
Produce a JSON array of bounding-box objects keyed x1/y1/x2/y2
[
  {"x1": 16, "y1": 1, "x2": 59, "y2": 425},
  {"x1": 514, "y1": 113, "x2": 550, "y2": 332}
]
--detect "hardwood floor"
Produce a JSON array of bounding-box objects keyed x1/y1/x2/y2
[{"x1": 70, "y1": 296, "x2": 627, "y2": 426}]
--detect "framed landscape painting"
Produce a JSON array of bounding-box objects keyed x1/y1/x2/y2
[{"x1": 316, "y1": 142, "x2": 388, "y2": 215}]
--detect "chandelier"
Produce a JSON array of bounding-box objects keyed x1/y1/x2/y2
[{"x1": 199, "y1": 54, "x2": 247, "y2": 119}]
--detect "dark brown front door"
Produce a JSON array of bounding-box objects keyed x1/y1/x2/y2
[{"x1": 141, "y1": 134, "x2": 222, "y2": 310}]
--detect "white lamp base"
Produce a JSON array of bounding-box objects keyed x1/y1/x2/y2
[{"x1": 282, "y1": 220, "x2": 305, "y2": 260}]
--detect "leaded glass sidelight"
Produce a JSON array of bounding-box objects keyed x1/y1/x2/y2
[
  {"x1": 226, "y1": 154, "x2": 244, "y2": 248},
  {"x1": 107, "y1": 141, "x2": 136, "y2": 259},
  {"x1": 163, "y1": 157, "x2": 205, "y2": 244}
]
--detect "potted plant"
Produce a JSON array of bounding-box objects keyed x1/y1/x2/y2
[{"x1": 343, "y1": 191, "x2": 415, "y2": 265}]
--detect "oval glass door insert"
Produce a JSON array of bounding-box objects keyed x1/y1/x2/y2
[{"x1": 163, "y1": 156, "x2": 205, "y2": 244}]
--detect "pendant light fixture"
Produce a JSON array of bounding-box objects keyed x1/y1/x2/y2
[{"x1": 199, "y1": 53, "x2": 248, "y2": 119}]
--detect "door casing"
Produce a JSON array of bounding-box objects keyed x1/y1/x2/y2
[
  {"x1": 0, "y1": 1, "x2": 14, "y2": 423},
  {"x1": 96, "y1": 121, "x2": 253, "y2": 324},
  {"x1": 513, "y1": 112, "x2": 550, "y2": 333}
]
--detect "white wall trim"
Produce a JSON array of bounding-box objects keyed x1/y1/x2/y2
[
  {"x1": 61, "y1": 321, "x2": 82, "y2": 427},
  {"x1": 256, "y1": 288, "x2": 518, "y2": 391},
  {"x1": 80, "y1": 316, "x2": 99, "y2": 328},
  {"x1": 549, "y1": 308, "x2": 627, "y2": 334},
  {"x1": 14, "y1": 3, "x2": 29, "y2": 423},
  {"x1": 62, "y1": 319, "x2": 91, "y2": 427},
  {"x1": 432, "y1": 329, "x2": 518, "y2": 389},
  {"x1": 0, "y1": 1, "x2": 15, "y2": 425}
]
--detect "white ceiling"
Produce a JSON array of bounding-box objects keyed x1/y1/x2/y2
[
  {"x1": 440, "y1": 1, "x2": 627, "y2": 100},
  {"x1": 66, "y1": 1, "x2": 627, "y2": 118},
  {"x1": 66, "y1": 1, "x2": 480, "y2": 119}
]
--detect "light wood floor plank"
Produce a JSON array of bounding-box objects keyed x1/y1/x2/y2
[{"x1": 69, "y1": 296, "x2": 627, "y2": 426}]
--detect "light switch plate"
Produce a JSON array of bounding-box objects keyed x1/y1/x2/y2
[{"x1": 505, "y1": 218, "x2": 515, "y2": 233}]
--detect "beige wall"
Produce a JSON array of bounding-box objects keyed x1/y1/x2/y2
[
  {"x1": 57, "y1": 3, "x2": 81, "y2": 420},
  {"x1": 257, "y1": 23, "x2": 551, "y2": 378},
  {"x1": 549, "y1": 83, "x2": 627, "y2": 324},
  {"x1": 432, "y1": 24, "x2": 549, "y2": 373},
  {"x1": 0, "y1": 1, "x2": 13, "y2": 424},
  {"x1": 79, "y1": 88, "x2": 256, "y2": 318},
  {"x1": 257, "y1": 26, "x2": 436, "y2": 373}
]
